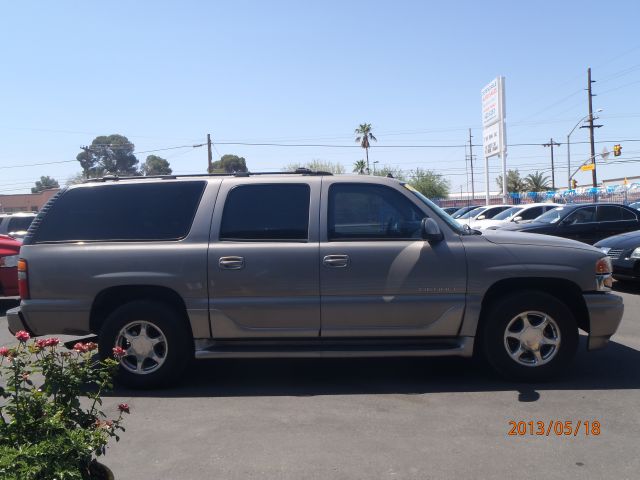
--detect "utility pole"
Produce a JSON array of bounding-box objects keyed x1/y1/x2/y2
[
  {"x1": 207, "y1": 134, "x2": 213, "y2": 173},
  {"x1": 468, "y1": 128, "x2": 475, "y2": 202},
  {"x1": 543, "y1": 138, "x2": 560, "y2": 189},
  {"x1": 581, "y1": 67, "x2": 602, "y2": 188}
]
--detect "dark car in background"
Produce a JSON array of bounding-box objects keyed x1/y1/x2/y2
[
  {"x1": 0, "y1": 212, "x2": 36, "y2": 239},
  {"x1": 595, "y1": 230, "x2": 640, "y2": 282},
  {"x1": 451, "y1": 205, "x2": 481, "y2": 219},
  {"x1": 442, "y1": 207, "x2": 459, "y2": 215},
  {"x1": 497, "y1": 203, "x2": 640, "y2": 244}
]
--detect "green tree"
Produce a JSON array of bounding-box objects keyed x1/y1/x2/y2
[
  {"x1": 141, "y1": 155, "x2": 173, "y2": 175},
  {"x1": 353, "y1": 159, "x2": 367, "y2": 174},
  {"x1": 354, "y1": 123, "x2": 377, "y2": 174},
  {"x1": 210, "y1": 154, "x2": 248, "y2": 173},
  {"x1": 496, "y1": 169, "x2": 525, "y2": 193},
  {"x1": 372, "y1": 165, "x2": 406, "y2": 181},
  {"x1": 76, "y1": 134, "x2": 139, "y2": 177},
  {"x1": 524, "y1": 171, "x2": 551, "y2": 192},
  {"x1": 65, "y1": 172, "x2": 87, "y2": 186},
  {"x1": 408, "y1": 168, "x2": 450, "y2": 199},
  {"x1": 285, "y1": 160, "x2": 345, "y2": 174},
  {"x1": 31, "y1": 176, "x2": 60, "y2": 193}
]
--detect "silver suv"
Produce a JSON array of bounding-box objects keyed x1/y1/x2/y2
[{"x1": 7, "y1": 172, "x2": 624, "y2": 388}]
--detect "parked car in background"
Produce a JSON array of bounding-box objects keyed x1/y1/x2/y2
[
  {"x1": 451, "y1": 205, "x2": 481, "y2": 219},
  {"x1": 476, "y1": 203, "x2": 559, "y2": 230},
  {"x1": 456, "y1": 204, "x2": 511, "y2": 226},
  {"x1": 0, "y1": 212, "x2": 36, "y2": 239},
  {"x1": 442, "y1": 207, "x2": 459, "y2": 215},
  {"x1": 595, "y1": 230, "x2": 640, "y2": 282},
  {"x1": 628, "y1": 201, "x2": 640, "y2": 211},
  {"x1": 0, "y1": 234, "x2": 21, "y2": 297},
  {"x1": 497, "y1": 203, "x2": 640, "y2": 244}
]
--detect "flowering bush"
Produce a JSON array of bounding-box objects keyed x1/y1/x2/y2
[{"x1": 0, "y1": 331, "x2": 129, "y2": 479}]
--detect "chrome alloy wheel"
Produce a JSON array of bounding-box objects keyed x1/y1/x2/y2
[
  {"x1": 503, "y1": 311, "x2": 561, "y2": 367},
  {"x1": 115, "y1": 321, "x2": 168, "y2": 375}
]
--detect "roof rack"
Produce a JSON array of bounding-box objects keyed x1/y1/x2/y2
[{"x1": 84, "y1": 168, "x2": 333, "y2": 183}]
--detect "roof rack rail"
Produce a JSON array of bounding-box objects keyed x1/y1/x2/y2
[{"x1": 84, "y1": 169, "x2": 333, "y2": 183}]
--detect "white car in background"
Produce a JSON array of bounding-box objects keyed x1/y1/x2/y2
[
  {"x1": 455, "y1": 204, "x2": 511, "y2": 226},
  {"x1": 472, "y1": 203, "x2": 559, "y2": 230}
]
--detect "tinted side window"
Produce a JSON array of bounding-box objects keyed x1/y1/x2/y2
[
  {"x1": 596, "y1": 206, "x2": 623, "y2": 222},
  {"x1": 32, "y1": 182, "x2": 206, "y2": 243},
  {"x1": 564, "y1": 206, "x2": 596, "y2": 224},
  {"x1": 7, "y1": 217, "x2": 34, "y2": 232},
  {"x1": 622, "y1": 208, "x2": 637, "y2": 220},
  {"x1": 484, "y1": 206, "x2": 510, "y2": 219},
  {"x1": 329, "y1": 184, "x2": 425, "y2": 240},
  {"x1": 220, "y1": 184, "x2": 310, "y2": 241},
  {"x1": 520, "y1": 207, "x2": 543, "y2": 220}
]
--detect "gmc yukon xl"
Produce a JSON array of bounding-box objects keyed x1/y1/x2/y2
[{"x1": 7, "y1": 171, "x2": 624, "y2": 388}]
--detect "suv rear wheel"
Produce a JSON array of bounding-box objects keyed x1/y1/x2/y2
[
  {"x1": 99, "y1": 300, "x2": 192, "y2": 388},
  {"x1": 481, "y1": 291, "x2": 578, "y2": 381}
]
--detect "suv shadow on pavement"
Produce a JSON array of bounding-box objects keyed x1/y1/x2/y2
[{"x1": 107, "y1": 336, "x2": 640, "y2": 402}]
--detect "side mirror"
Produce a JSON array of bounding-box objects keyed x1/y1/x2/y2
[
  {"x1": 476, "y1": 215, "x2": 486, "y2": 220},
  {"x1": 512, "y1": 216, "x2": 523, "y2": 223},
  {"x1": 421, "y1": 218, "x2": 443, "y2": 243}
]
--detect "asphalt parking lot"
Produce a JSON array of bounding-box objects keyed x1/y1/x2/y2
[{"x1": 1, "y1": 287, "x2": 639, "y2": 480}]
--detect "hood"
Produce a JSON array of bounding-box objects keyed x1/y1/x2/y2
[
  {"x1": 594, "y1": 229, "x2": 640, "y2": 249},
  {"x1": 495, "y1": 221, "x2": 548, "y2": 232},
  {"x1": 481, "y1": 229, "x2": 599, "y2": 252}
]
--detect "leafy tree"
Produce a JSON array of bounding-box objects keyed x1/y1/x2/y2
[
  {"x1": 496, "y1": 169, "x2": 525, "y2": 193},
  {"x1": 31, "y1": 176, "x2": 59, "y2": 193},
  {"x1": 285, "y1": 160, "x2": 345, "y2": 174},
  {"x1": 353, "y1": 159, "x2": 367, "y2": 174},
  {"x1": 408, "y1": 168, "x2": 450, "y2": 199},
  {"x1": 65, "y1": 172, "x2": 87, "y2": 186},
  {"x1": 372, "y1": 165, "x2": 406, "y2": 181},
  {"x1": 354, "y1": 123, "x2": 377, "y2": 174},
  {"x1": 524, "y1": 171, "x2": 551, "y2": 192},
  {"x1": 210, "y1": 154, "x2": 248, "y2": 173},
  {"x1": 141, "y1": 155, "x2": 172, "y2": 175},
  {"x1": 76, "y1": 134, "x2": 139, "y2": 177}
]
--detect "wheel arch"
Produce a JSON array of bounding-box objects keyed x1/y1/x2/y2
[{"x1": 89, "y1": 285, "x2": 193, "y2": 337}]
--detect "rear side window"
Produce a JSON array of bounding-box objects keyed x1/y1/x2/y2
[
  {"x1": 519, "y1": 206, "x2": 543, "y2": 220},
  {"x1": 220, "y1": 184, "x2": 310, "y2": 241},
  {"x1": 31, "y1": 182, "x2": 206, "y2": 243},
  {"x1": 596, "y1": 206, "x2": 623, "y2": 222},
  {"x1": 622, "y1": 208, "x2": 637, "y2": 220}
]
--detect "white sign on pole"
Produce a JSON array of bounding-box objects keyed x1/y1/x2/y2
[
  {"x1": 483, "y1": 122, "x2": 502, "y2": 158},
  {"x1": 481, "y1": 77, "x2": 501, "y2": 127}
]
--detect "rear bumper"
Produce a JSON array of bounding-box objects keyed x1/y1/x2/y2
[
  {"x1": 583, "y1": 292, "x2": 624, "y2": 350},
  {"x1": 7, "y1": 306, "x2": 29, "y2": 335},
  {"x1": 5, "y1": 300, "x2": 92, "y2": 336}
]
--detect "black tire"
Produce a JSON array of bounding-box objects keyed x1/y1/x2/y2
[
  {"x1": 480, "y1": 291, "x2": 578, "y2": 381},
  {"x1": 98, "y1": 300, "x2": 192, "y2": 389}
]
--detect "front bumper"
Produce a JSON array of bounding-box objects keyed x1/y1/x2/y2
[
  {"x1": 612, "y1": 256, "x2": 640, "y2": 281},
  {"x1": 583, "y1": 292, "x2": 624, "y2": 350}
]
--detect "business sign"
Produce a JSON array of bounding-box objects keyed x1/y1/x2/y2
[
  {"x1": 481, "y1": 77, "x2": 503, "y2": 127},
  {"x1": 483, "y1": 121, "x2": 502, "y2": 158}
]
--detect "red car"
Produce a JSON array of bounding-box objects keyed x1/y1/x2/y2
[{"x1": 0, "y1": 234, "x2": 21, "y2": 297}]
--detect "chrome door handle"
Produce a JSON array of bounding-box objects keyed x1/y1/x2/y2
[
  {"x1": 219, "y1": 256, "x2": 245, "y2": 270},
  {"x1": 323, "y1": 254, "x2": 349, "y2": 268}
]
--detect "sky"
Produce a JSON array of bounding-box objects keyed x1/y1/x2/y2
[{"x1": 1, "y1": 0, "x2": 639, "y2": 196}]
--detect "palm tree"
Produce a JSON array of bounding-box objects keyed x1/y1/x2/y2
[
  {"x1": 525, "y1": 171, "x2": 551, "y2": 192},
  {"x1": 354, "y1": 123, "x2": 377, "y2": 174},
  {"x1": 353, "y1": 159, "x2": 367, "y2": 174}
]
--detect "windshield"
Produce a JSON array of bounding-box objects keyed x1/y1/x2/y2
[
  {"x1": 492, "y1": 206, "x2": 523, "y2": 221},
  {"x1": 534, "y1": 206, "x2": 565, "y2": 224},
  {"x1": 403, "y1": 185, "x2": 465, "y2": 234},
  {"x1": 457, "y1": 206, "x2": 485, "y2": 219}
]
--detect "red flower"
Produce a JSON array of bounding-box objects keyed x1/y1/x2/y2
[
  {"x1": 15, "y1": 330, "x2": 30, "y2": 342},
  {"x1": 73, "y1": 342, "x2": 89, "y2": 353},
  {"x1": 112, "y1": 346, "x2": 126, "y2": 358},
  {"x1": 35, "y1": 339, "x2": 48, "y2": 350},
  {"x1": 44, "y1": 338, "x2": 60, "y2": 347},
  {"x1": 118, "y1": 403, "x2": 130, "y2": 414},
  {"x1": 0, "y1": 347, "x2": 10, "y2": 357},
  {"x1": 85, "y1": 342, "x2": 98, "y2": 352}
]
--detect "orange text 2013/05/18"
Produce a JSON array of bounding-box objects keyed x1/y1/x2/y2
[{"x1": 507, "y1": 420, "x2": 602, "y2": 437}]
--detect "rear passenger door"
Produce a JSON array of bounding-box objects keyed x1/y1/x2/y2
[
  {"x1": 208, "y1": 178, "x2": 321, "y2": 338},
  {"x1": 596, "y1": 205, "x2": 640, "y2": 241}
]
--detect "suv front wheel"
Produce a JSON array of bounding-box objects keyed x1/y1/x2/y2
[
  {"x1": 99, "y1": 300, "x2": 192, "y2": 388},
  {"x1": 481, "y1": 291, "x2": 578, "y2": 381}
]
